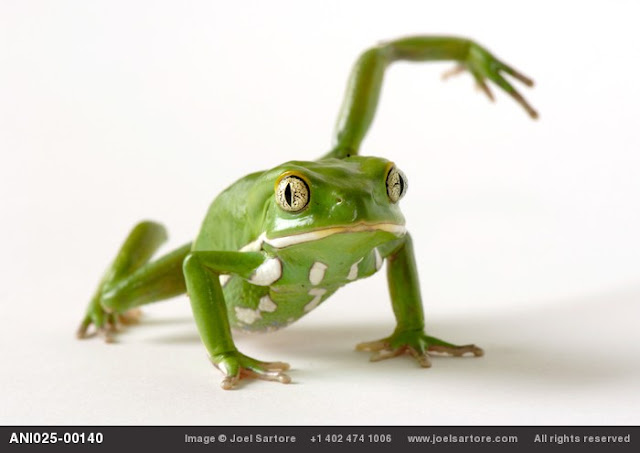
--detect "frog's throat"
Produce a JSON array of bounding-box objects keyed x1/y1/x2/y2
[{"x1": 240, "y1": 223, "x2": 406, "y2": 251}]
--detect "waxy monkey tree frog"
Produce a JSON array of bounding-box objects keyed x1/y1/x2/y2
[{"x1": 78, "y1": 36, "x2": 536, "y2": 389}]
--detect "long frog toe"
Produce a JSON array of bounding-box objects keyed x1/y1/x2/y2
[
  {"x1": 241, "y1": 368, "x2": 292, "y2": 385},
  {"x1": 408, "y1": 347, "x2": 433, "y2": 368},
  {"x1": 423, "y1": 335, "x2": 483, "y2": 357},
  {"x1": 428, "y1": 343, "x2": 484, "y2": 357},
  {"x1": 256, "y1": 360, "x2": 290, "y2": 372},
  {"x1": 76, "y1": 298, "x2": 107, "y2": 340},
  {"x1": 99, "y1": 315, "x2": 120, "y2": 343},
  {"x1": 76, "y1": 315, "x2": 92, "y2": 339},
  {"x1": 370, "y1": 347, "x2": 405, "y2": 363},
  {"x1": 220, "y1": 374, "x2": 240, "y2": 391},
  {"x1": 355, "y1": 339, "x2": 388, "y2": 353}
]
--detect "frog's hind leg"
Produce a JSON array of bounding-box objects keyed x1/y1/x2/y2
[{"x1": 77, "y1": 221, "x2": 191, "y2": 342}]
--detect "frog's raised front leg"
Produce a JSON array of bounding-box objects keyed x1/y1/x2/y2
[
  {"x1": 356, "y1": 234, "x2": 483, "y2": 367},
  {"x1": 327, "y1": 36, "x2": 537, "y2": 159},
  {"x1": 77, "y1": 221, "x2": 190, "y2": 342},
  {"x1": 183, "y1": 251, "x2": 291, "y2": 390}
]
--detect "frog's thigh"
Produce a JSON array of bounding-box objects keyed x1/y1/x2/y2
[{"x1": 101, "y1": 243, "x2": 191, "y2": 312}]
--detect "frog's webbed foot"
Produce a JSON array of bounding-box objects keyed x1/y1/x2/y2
[
  {"x1": 442, "y1": 42, "x2": 537, "y2": 119},
  {"x1": 357, "y1": 339, "x2": 433, "y2": 367},
  {"x1": 212, "y1": 352, "x2": 292, "y2": 390},
  {"x1": 356, "y1": 331, "x2": 483, "y2": 368},
  {"x1": 77, "y1": 313, "x2": 117, "y2": 343},
  {"x1": 76, "y1": 295, "x2": 142, "y2": 343}
]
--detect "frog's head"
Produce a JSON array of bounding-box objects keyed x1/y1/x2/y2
[{"x1": 249, "y1": 156, "x2": 407, "y2": 248}]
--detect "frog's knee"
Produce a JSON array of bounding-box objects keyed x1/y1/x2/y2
[
  {"x1": 131, "y1": 220, "x2": 168, "y2": 242},
  {"x1": 182, "y1": 252, "x2": 200, "y2": 275}
]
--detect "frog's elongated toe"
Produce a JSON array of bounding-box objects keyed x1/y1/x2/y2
[
  {"x1": 212, "y1": 352, "x2": 291, "y2": 390},
  {"x1": 76, "y1": 317, "x2": 92, "y2": 339},
  {"x1": 428, "y1": 343, "x2": 484, "y2": 357}
]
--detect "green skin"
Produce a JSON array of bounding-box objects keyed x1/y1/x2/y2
[{"x1": 78, "y1": 36, "x2": 536, "y2": 389}]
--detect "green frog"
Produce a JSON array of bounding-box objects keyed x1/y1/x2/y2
[{"x1": 78, "y1": 36, "x2": 536, "y2": 389}]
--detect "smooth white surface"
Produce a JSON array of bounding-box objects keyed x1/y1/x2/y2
[{"x1": 1, "y1": 0, "x2": 640, "y2": 425}]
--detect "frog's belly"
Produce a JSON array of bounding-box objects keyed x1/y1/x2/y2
[{"x1": 223, "y1": 245, "x2": 385, "y2": 333}]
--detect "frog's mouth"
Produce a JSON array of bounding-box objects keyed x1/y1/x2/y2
[{"x1": 240, "y1": 223, "x2": 406, "y2": 251}]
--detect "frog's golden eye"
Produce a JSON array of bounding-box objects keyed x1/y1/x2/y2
[
  {"x1": 275, "y1": 175, "x2": 310, "y2": 212},
  {"x1": 386, "y1": 166, "x2": 408, "y2": 203}
]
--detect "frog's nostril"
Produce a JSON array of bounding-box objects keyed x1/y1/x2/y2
[{"x1": 336, "y1": 197, "x2": 343, "y2": 204}]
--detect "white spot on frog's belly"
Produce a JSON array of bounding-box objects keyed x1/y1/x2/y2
[
  {"x1": 248, "y1": 258, "x2": 282, "y2": 286},
  {"x1": 304, "y1": 288, "x2": 327, "y2": 312},
  {"x1": 309, "y1": 262, "x2": 328, "y2": 285},
  {"x1": 374, "y1": 248, "x2": 383, "y2": 271},
  {"x1": 347, "y1": 258, "x2": 363, "y2": 281},
  {"x1": 235, "y1": 307, "x2": 261, "y2": 324},
  {"x1": 258, "y1": 295, "x2": 277, "y2": 313}
]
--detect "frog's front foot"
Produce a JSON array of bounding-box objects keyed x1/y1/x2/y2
[
  {"x1": 442, "y1": 41, "x2": 537, "y2": 119},
  {"x1": 356, "y1": 330, "x2": 483, "y2": 368},
  {"x1": 76, "y1": 293, "x2": 142, "y2": 343},
  {"x1": 212, "y1": 351, "x2": 291, "y2": 390}
]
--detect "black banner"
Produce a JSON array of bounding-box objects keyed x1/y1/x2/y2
[{"x1": 2, "y1": 426, "x2": 636, "y2": 452}]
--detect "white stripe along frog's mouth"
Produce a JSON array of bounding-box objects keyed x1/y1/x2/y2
[{"x1": 240, "y1": 223, "x2": 406, "y2": 252}]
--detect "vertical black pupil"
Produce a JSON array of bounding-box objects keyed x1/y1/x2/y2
[
  {"x1": 285, "y1": 183, "x2": 293, "y2": 206},
  {"x1": 398, "y1": 175, "x2": 404, "y2": 196}
]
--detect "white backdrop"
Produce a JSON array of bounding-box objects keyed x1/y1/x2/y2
[{"x1": 1, "y1": 0, "x2": 639, "y2": 425}]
